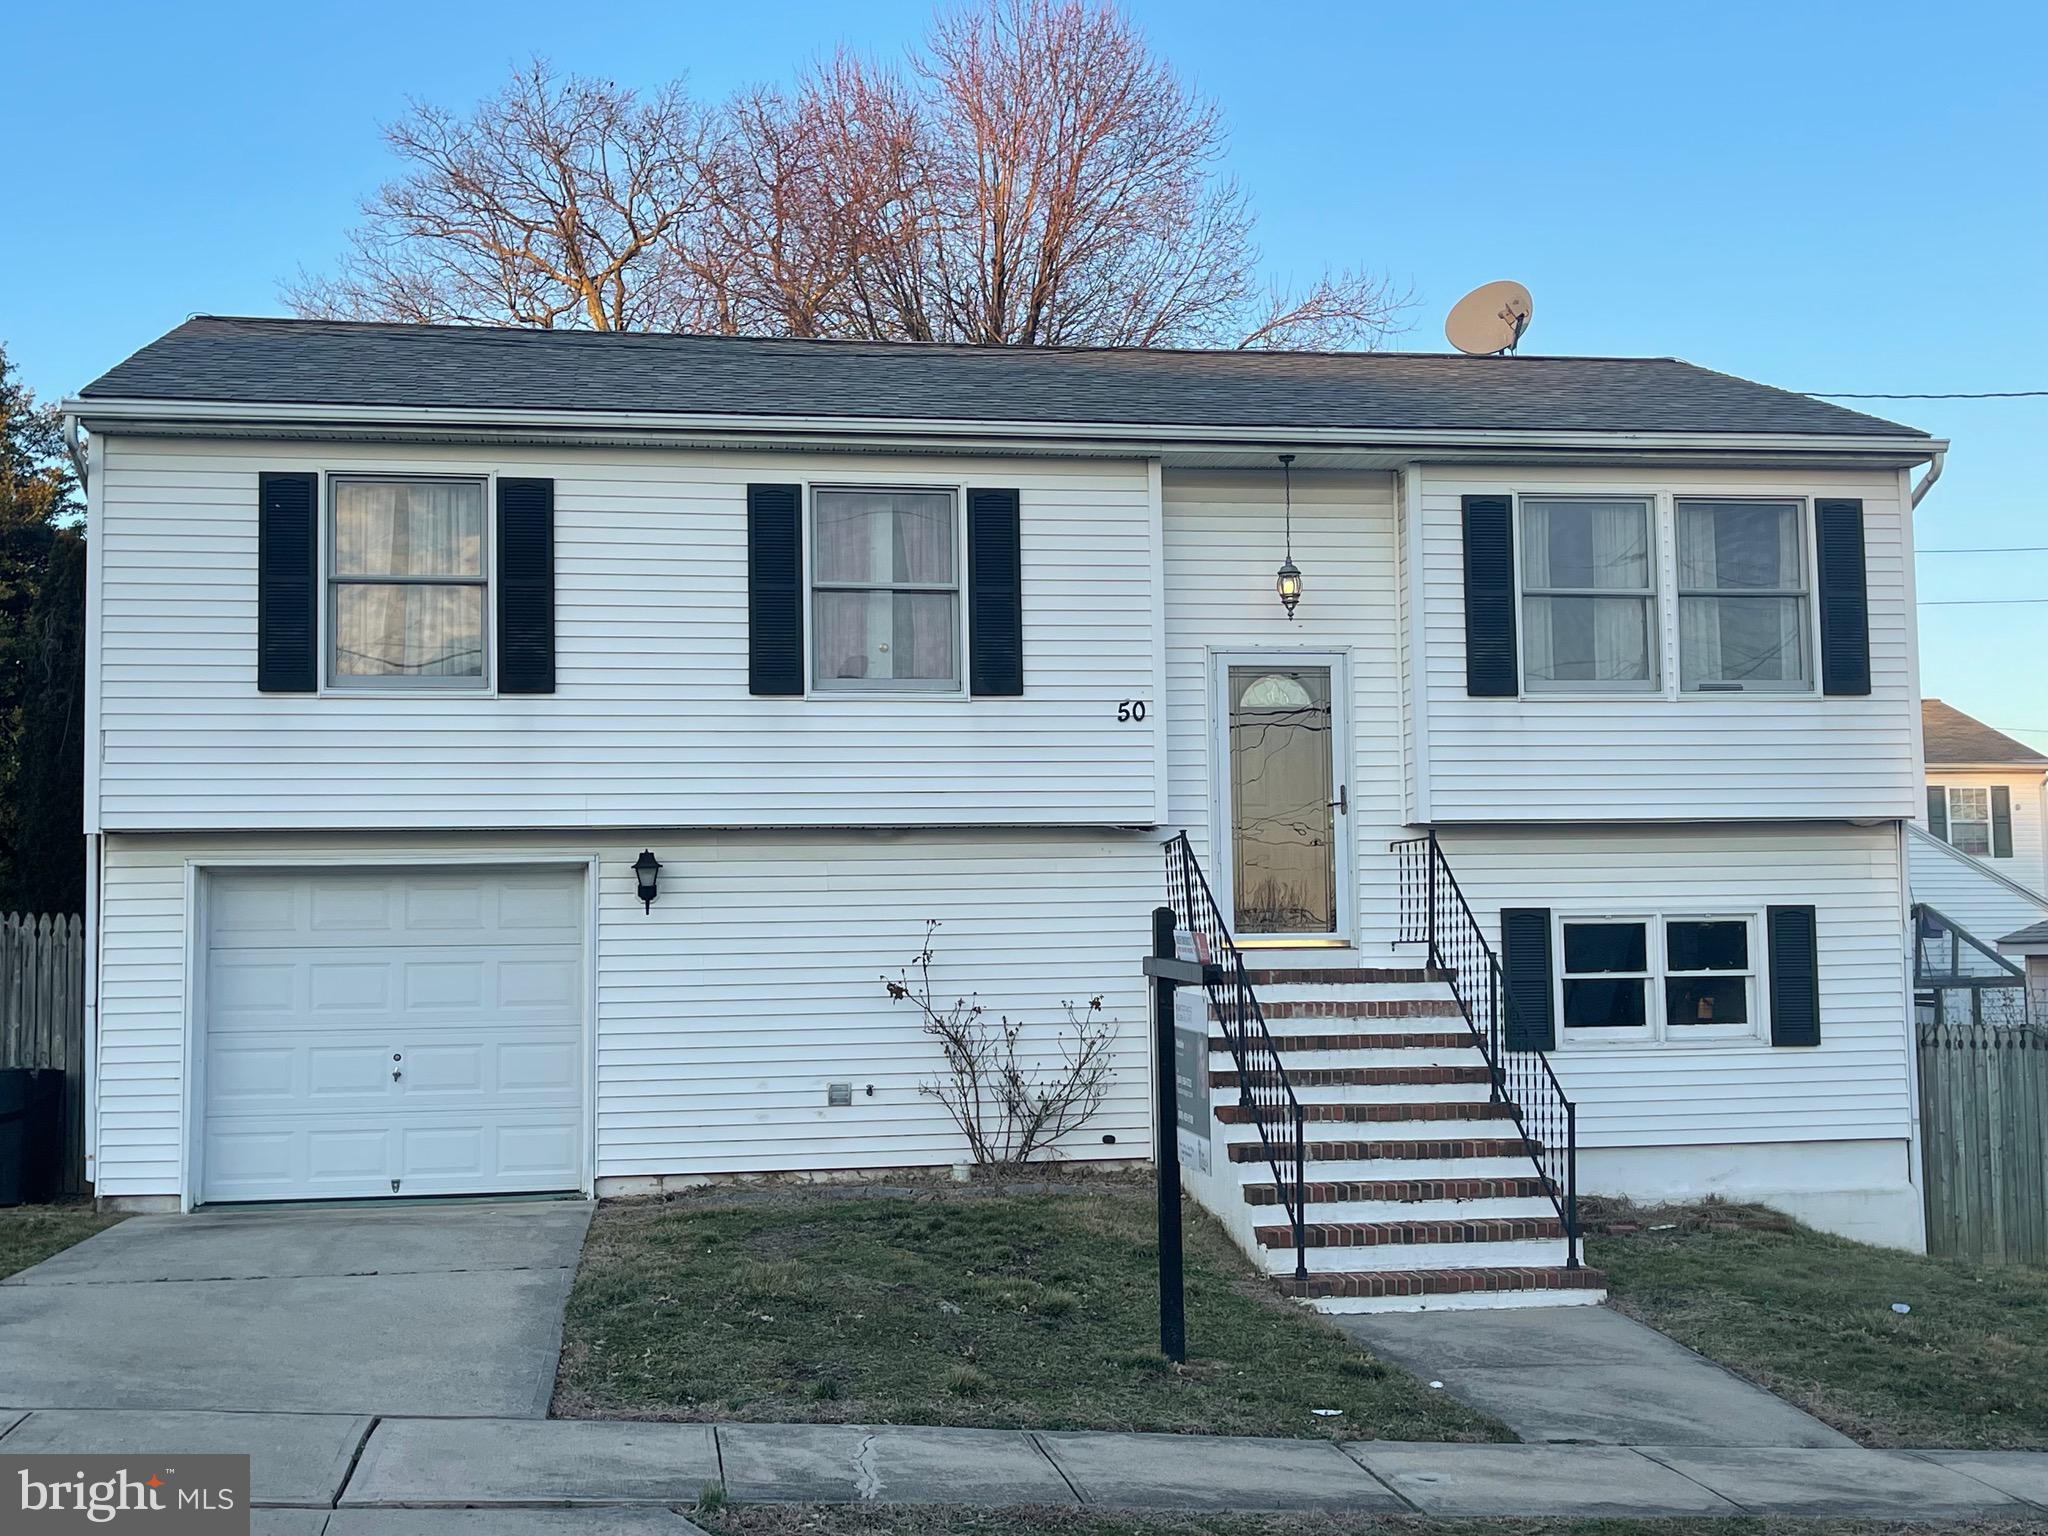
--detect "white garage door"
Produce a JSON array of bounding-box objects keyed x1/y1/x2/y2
[{"x1": 200, "y1": 866, "x2": 586, "y2": 1204}]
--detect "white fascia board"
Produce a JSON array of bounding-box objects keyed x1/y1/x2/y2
[{"x1": 64, "y1": 394, "x2": 1946, "y2": 465}]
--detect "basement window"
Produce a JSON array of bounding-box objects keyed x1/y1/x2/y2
[{"x1": 1559, "y1": 913, "x2": 1762, "y2": 1046}]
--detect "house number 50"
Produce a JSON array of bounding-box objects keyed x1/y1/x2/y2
[{"x1": 1116, "y1": 700, "x2": 1148, "y2": 722}]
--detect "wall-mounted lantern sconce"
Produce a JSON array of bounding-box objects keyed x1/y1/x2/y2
[
  {"x1": 1275, "y1": 453, "x2": 1302, "y2": 620},
  {"x1": 633, "y1": 850, "x2": 662, "y2": 913}
]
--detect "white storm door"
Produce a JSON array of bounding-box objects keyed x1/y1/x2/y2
[{"x1": 200, "y1": 866, "x2": 586, "y2": 1203}]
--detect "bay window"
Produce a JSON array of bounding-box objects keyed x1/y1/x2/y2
[{"x1": 811, "y1": 488, "x2": 961, "y2": 692}]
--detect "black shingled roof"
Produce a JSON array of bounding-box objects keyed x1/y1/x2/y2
[
  {"x1": 1923, "y1": 700, "x2": 2048, "y2": 766},
  {"x1": 77, "y1": 316, "x2": 1928, "y2": 439}
]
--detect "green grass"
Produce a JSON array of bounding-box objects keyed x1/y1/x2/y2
[
  {"x1": 698, "y1": 1507, "x2": 2042, "y2": 1536},
  {"x1": 555, "y1": 1179, "x2": 1505, "y2": 1440},
  {"x1": 0, "y1": 1202, "x2": 122, "y2": 1280},
  {"x1": 1590, "y1": 1199, "x2": 2048, "y2": 1449}
]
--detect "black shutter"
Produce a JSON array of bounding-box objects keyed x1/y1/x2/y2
[
  {"x1": 1816, "y1": 499, "x2": 1870, "y2": 696},
  {"x1": 1462, "y1": 495, "x2": 1518, "y2": 697},
  {"x1": 257, "y1": 472, "x2": 318, "y2": 693},
  {"x1": 968, "y1": 488, "x2": 1023, "y2": 696},
  {"x1": 496, "y1": 478, "x2": 555, "y2": 694},
  {"x1": 1993, "y1": 785, "x2": 2014, "y2": 858},
  {"x1": 1767, "y1": 905, "x2": 1821, "y2": 1047},
  {"x1": 1500, "y1": 907, "x2": 1556, "y2": 1051},
  {"x1": 1927, "y1": 786, "x2": 1948, "y2": 841},
  {"x1": 748, "y1": 484, "x2": 804, "y2": 696}
]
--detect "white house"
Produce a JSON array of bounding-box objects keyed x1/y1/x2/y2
[{"x1": 66, "y1": 318, "x2": 1943, "y2": 1311}]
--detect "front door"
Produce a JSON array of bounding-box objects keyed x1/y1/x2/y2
[{"x1": 1213, "y1": 654, "x2": 1351, "y2": 946}]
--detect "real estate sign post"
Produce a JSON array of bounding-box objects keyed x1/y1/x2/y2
[{"x1": 1145, "y1": 905, "x2": 1206, "y2": 1364}]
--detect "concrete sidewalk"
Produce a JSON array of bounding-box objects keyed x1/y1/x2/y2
[{"x1": 3, "y1": 1408, "x2": 2044, "y2": 1527}]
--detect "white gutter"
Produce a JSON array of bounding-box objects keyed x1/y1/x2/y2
[
  {"x1": 1911, "y1": 449, "x2": 1946, "y2": 507},
  {"x1": 62, "y1": 393, "x2": 1945, "y2": 463}
]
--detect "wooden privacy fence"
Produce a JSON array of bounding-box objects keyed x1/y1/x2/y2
[
  {"x1": 1918, "y1": 1019, "x2": 2048, "y2": 1265},
  {"x1": 0, "y1": 912, "x2": 87, "y2": 1198}
]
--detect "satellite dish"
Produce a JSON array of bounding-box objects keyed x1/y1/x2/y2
[{"x1": 1445, "y1": 281, "x2": 1533, "y2": 356}]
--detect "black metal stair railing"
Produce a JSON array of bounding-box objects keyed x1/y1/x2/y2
[
  {"x1": 1392, "y1": 833, "x2": 1583, "y2": 1267},
  {"x1": 1162, "y1": 832, "x2": 1308, "y2": 1282}
]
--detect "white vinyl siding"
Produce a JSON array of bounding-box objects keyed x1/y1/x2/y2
[
  {"x1": 1906, "y1": 825, "x2": 2048, "y2": 948},
  {"x1": 93, "y1": 438, "x2": 1159, "y2": 831},
  {"x1": 1437, "y1": 822, "x2": 1913, "y2": 1150},
  {"x1": 1915, "y1": 771, "x2": 2048, "y2": 898},
  {"x1": 1161, "y1": 470, "x2": 1405, "y2": 941},
  {"x1": 93, "y1": 828, "x2": 1158, "y2": 1200},
  {"x1": 1415, "y1": 465, "x2": 1918, "y2": 822}
]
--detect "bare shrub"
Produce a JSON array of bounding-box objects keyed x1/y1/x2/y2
[{"x1": 883, "y1": 919, "x2": 1117, "y2": 1165}]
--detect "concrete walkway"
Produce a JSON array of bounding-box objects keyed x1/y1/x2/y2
[
  {"x1": 0, "y1": 1200, "x2": 592, "y2": 1417},
  {"x1": 1332, "y1": 1302, "x2": 1851, "y2": 1447},
  {"x1": 2, "y1": 1409, "x2": 2043, "y2": 1527}
]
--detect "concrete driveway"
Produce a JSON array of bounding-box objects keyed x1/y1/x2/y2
[{"x1": 0, "y1": 1199, "x2": 592, "y2": 1417}]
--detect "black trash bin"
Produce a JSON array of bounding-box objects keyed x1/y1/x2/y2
[{"x1": 0, "y1": 1068, "x2": 65, "y2": 1206}]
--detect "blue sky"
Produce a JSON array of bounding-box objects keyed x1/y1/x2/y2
[{"x1": 7, "y1": 1, "x2": 2043, "y2": 742}]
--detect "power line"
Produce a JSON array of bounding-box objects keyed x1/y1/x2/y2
[
  {"x1": 1919, "y1": 598, "x2": 2048, "y2": 606},
  {"x1": 1803, "y1": 389, "x2": 2048, "y2": 400},
  {"x1": 1919, "y1": 546, "x2": 2048, "y2": 555}
]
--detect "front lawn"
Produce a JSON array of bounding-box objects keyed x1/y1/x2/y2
[
  {"x1": 1590, "y1": 1199, "x2": 2048, "y2": 1449},
  {"x1": 555, "y1": 1177, "x2": 1505, "y2": 1440},
  {"x1": 0, "y1": 1203, "x2": 122, "y2": 1280}
]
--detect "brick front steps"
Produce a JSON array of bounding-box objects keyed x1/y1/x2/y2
[
  {"x1": 1257, "y1": 1217, "x2": 1566, "y2": 1249},
  {"x1": 1241, "y1": 1176, "x2": 1554, "y2": 1205},
  {"x1": 1205, "y1": 968, "x2": 1605, "y2": 1314},
  {"x1": 1216, "y1": 1101, "x2": 1516, "y2": 1126},
  {"x1": 1276, "y1": 1265, "x2": 1609, "y2": 1303}
]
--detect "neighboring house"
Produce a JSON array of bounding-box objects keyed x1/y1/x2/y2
[
  {"x1": 1918, "y1": 699, "x2": 2048, "y2": 894},
  {"x1": 67, "y1": 317, "x2": 1941, "y2": 1310},
  {"x1": 1906, "y1": 701, "x2": 2048, "y2": 1023}
]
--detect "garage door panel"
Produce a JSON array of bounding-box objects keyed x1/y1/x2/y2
[
  {"x1": 201, "y1": 867, "x2": 586, "y2": 1204},
  {"x1": 205, "y1": 1043, "x2": 296, "y2": 1105}
]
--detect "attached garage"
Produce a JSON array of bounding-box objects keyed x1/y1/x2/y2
[{"x1": 197, "y1": 865, "x2": 588, "y2": 1204}]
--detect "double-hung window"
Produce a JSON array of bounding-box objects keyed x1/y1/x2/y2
[
  {"x1": 1559, "y1": 913, "x2": 1760, "y2": 1045},
  {"x1": 1518, "y1": 497, "x2": 1656, "y2": 690},
  {"x1": 810, "y1": 488, "x2": 961, "y2": 692},
  {"x1": 330, "y1": 477, "x2": 488, "y2": 688},
  {"x1": 1676, "y1": 499, "x2": 1811, "y2": 692},
  {"x1": 1943, "y1": 786, "x2": 1994, "y2": 856}
]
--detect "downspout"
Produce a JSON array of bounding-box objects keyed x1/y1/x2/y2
[{"x1": 1910, "y1": 450, "x2": 1945, "y2": 508}]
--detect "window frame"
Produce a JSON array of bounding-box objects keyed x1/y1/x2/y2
[
  {"x1": 804, "y1": 482, "x2": 969, "y2": 698},
  {"x1": 1673, "y1": 496, "x2": 1816, "y2": 695},
  {"x1": 1555, "y1": 910, "x2": 1766, "y2": 1049},
  {"x1": 323, "y1": 472, "x2": 494, "y2": 694},
  {"x1": 1514, "y1": 494, "x2": 1661, "y2": 695},
  {"x1": 1945, "y1": 785, "x2": 1995, "y2": 857}
]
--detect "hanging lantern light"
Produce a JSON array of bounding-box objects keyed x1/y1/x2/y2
[{"x1": 1275, "y1": 453, "x2": 1302, "y2": 619}]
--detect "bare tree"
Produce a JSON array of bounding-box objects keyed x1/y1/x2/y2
[
  {"x1": 290, "y1": 6, "x2": 1408, "y2": 350},
  {"x1": 287, "y1": 61, "x2": 711, "y2": 331}
]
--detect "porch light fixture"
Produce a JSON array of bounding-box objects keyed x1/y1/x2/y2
[
  {"x1": 633, "y1": 850, "x2": 662, "y2": 912},
  {"x1": 1275, "y1": 453, "x2": 1302, "y2": 619}
]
